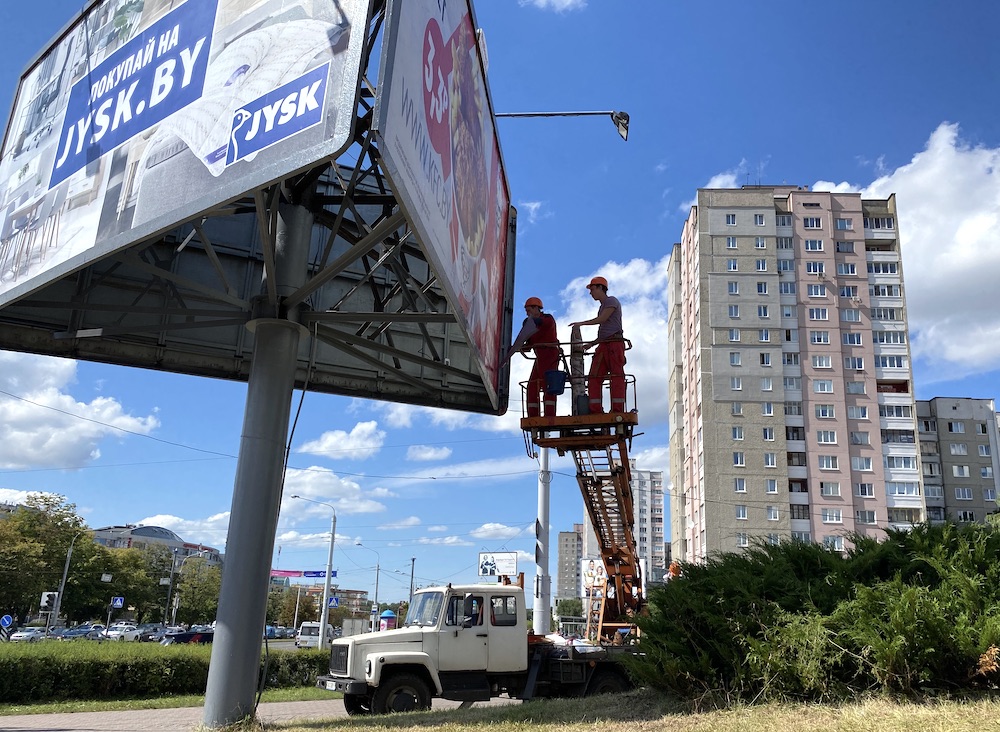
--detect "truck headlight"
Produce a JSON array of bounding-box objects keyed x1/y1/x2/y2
[{"x1": 365, "y1": 659, "x2": 372, "y2": 676}]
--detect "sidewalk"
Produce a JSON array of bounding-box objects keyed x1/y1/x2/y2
[{"x1": 0, "y1": 698, "x2": 488, "y2": 731}]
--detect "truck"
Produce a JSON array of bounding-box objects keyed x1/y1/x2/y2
[{"x1": 317, "y1": 583, "x2": 635, "y2": 715}]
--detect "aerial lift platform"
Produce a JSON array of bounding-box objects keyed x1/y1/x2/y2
[{"x1": 518, "y1": 333, "x2": 643, "y2": 644}]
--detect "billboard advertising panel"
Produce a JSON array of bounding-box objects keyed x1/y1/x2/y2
[
  {"x1": 375, "y1": 0, "x2": 512, "y2": 402},
  {"x1": 478, "y1": 551, "x2": 517, "y2": 577},
  {"x1": 0, "y1": 0, "x2": 370, "y2": 306}
]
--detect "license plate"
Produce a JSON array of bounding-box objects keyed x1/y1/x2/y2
[{"x1": 326, "y1": 681, "x2": 338, "y2": 691}]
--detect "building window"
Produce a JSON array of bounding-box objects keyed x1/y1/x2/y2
[
  {"x1": 980, "y1": 444, "x2": 992, "y2": 457},
  {"x1": 779, "y1": 281, "x2": 796, "y2": 294},
  {"x1": 850, "y1": 431, "x2": 870, "y2": 445},
  {"x1": 856, "y1": 510, "x2": 876, "y2": 525},
  {"x1": 783, "y1": 376, "x2": 801, "y2": 390},
  {"x1": 887, "y1": 481, "x2": 920, "y2": 496},
  {"x1": 820, "y1": 481, "x2": 841, "y2": 496},
  {"x1": 766, "y1": 479, "x2": 778, "y2": 493},
  {"x1": 756, "y1": 259, "x2": 768, "y2": 272},
  {"x1": 812, "y1": 355, "x2": 832, "y2": 368},
  {"x1": 807, "y1": 283, "x2": 827, "y2": 297},
  {"x1": 730, "y1": 351, "x2": 742, "y2": 366},
  {"x1": 782, "y1": 353, "x2": 800, "y2": 366},
  {"x1": 785, "y1": 401, "x2": 803, "y2": 416},
  {"x1": 732, "y1": 401, "x2": 743, "y2": 415},
  {"x1": 736, "y1": 533, "x2": 749, "y2": 548},
  {"x1": 815, "y1": 404, "x2": 835, "y2": 419},
  {"x1": 731, "y1": 376, "x2": 742, "y2": 391},
  {"x1": 809, "y1": 330, "x2": 830, "y2": 344},
  {"x1": 733, "y1": 452, "x2": 746, "y2": 467},
  {"x1": 727, "y1": 259, "x2": 738, "y2": 271},
  {"x1": 876, "y1": 355, "x2": 907, "y2": 368},
  {"x1": 977, "y1": 423, "x2": 988, "y2": 435},
  {"x1": 835, "y1": 218, "x2": 853, "y2": 230},
  {"x1": 792, "y1": 531, "x2": 812, "y2": 542},
  {"x1": 957, "y1": 510, "x2": 975, "y2": 523},
  {"x1": 841, "y1": 309, "x2": 861, "y2": 322},
  {"x1": 955, "y1": 486, "x2": 973, "y2": 500},
  {"x1": 843, "y1": 332, "x2": 863, "y2": 346},
  {"x1": 814, "y1": 380, "x2": 834, "y2": 393},
  {"x1": 764, "y1": 452, "x2": 777, "y2": 468},
  {"x1": 846, "y1": 381, "x2": 866, "y2": 394},
  {"x1": 870, "y1": 284, "x2": 901, "y2": 297},
  {"x1": 805, "y1": 261, "x2": 825, "y2": 275},
  {"x1": 761, "y1": 376, "x2": 773, "y2": 392},
  {"x1": 729, "y1": 328, "x2": 741, "y2": 342},
  {"x1": 817, "y1": 430, "x2": 837, "y2": 444},
  {"x1": 758, "y1": 305, "x2": 770, "y2": 318},
  {"x1": 732, "y1": 426, "x2": 744, "y2": 440},
  {"x1": 880, "y1": 404, "x2": 911, "y2": 418},
  {"x1": 837, "y1": 263, "x2": 858, "y2": 276},
  {"x1": 949, "y1": 443, "x2": 968, "y2": 455},
  {"x1": 804, "y1": 239, "x2": 824, "y2": 251},
  {"x1": 734, "y1": 477, "x2": 747, "y2": 492},
  {"x1": 808, "y1": 308, "x2": 829, "y2": 321},
  {"x1": 985, "y1": 488, "x2": 997, "y2": 502},
  {"x1": 736, "y1": 504, "x2": 748, "y2": 520},
  {"x1": 856, "y1": 482, "x2": 875, "y2": 497},
  {"x1": 868, "y1": 262, "x2": 899, "y2": 275},
  {"x1": 983, "y1": 467, "x2": 994, "y2": 478},
  {"x1": 885, "y1": 455, "x2": 919, "y2": 470},
  {"x1": 803, "y1": 217, "x2": 822, "y2": 229},
  {"x1": 864, "y1": 216, "x2": 894, "y2": 230},
  {"x1": 847, "y1": 406, "x2": 869, "y2": 419},
  {"x1": 851, "y1": 456, "x2": 873, "y2": 471},
  {"x1": 844, "y1": 357, "x2": 865, "y2": 370},
  {"x1": 776, "y1": 215, "x2": 792, "y2": 227},
  {"x1": 729, "y1": 304, "x2": 740, "y2": 319},
  {"x1": 726, "y1": 236, "x2": 738, "y2": 249},
  {"x1": 763, "y1": 427, "x2": 775, "y2": 441},
  {"x1": 762, "y1": 402, "x2": 774, "y2": 416},
  {"x1": 953, "y1": 465, "x2": 971, "y2": 478},
  {"x1": 821, "y1": 508, "x2": 843, "y2": 524},
  {"x1": 782, "y1": 305, "x2": 796, "y2": 319},
  {"x1": 948, "y1": 422, "x2": 966, "y2": 433},
  {"x1": 759, "y1": 329, "x2": 771, "y2": 342},
  {"x1": 778, "y1": 259, "x2": 794, "y2": 271},
  {"x1": 726, "y1": 214, "x2": 737, "y2": 226},
  {"x1": 757, "y1": 281, "x2": 768, "y2": 295},
  {"x1": 728, "y1": 280, "x2": 739, "y2": 295},
  {"x1": 871, "y1": 307, "x2": 900, "y2": 321},
  {"x1": 818, "y1": 455, "x2": 839, "y2": 470},
  {"x1": 777, "y1": 236, "x2": 793, "y2": 249},
  {"x1": 925, "y1": 485, "x2": 944, "y2": 498},
  {"x1": 759, "y1": 353, "x2": 771, "y2": 367},
  {"x1": 836, "y1": 240, "x2": 855, "y2": 253},
  {"x1": 755, "y1": 236, "x2": 766, "y2": 248},
  {"x1": 840, "y1": 285, "x2": 859, "y2": 298},
  {"x1": 767, "y1": 505, "x2": 779, "y2": 521},
  {"x1": 754, "y1": 214, "x2": 766, "y2": 226}
]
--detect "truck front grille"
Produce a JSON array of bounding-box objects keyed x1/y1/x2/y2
[{"x1": 330, "y1": 645, "x2": 349, "y2": 674}]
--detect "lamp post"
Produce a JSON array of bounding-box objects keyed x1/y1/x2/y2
[
  {"x1": 164, "y1": 548, "x2": 180, "y2": 625},
  {"x1": 52, "y1": 531, "x2": 84, "y2": 627},
  {"x1": 495, "y1": 110, "x2": 630, "y2": 141},
  {"x1": 172, "y1": 551, "x2": 206, "y2": 625},
  {"x1": 355, "y1": 541, "x2": 380, "y2": 632},
  {"x1": 290, "y1": 495, "x2": 337, "y2": 651}
]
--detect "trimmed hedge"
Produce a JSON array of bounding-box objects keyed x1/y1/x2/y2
[{"x1": 0, "y1": 642, "x2": 328, "y2": 704}]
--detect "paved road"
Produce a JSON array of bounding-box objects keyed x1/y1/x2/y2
[{"x1": 0, "y1": 697, "x2": 514, "y2": 731}]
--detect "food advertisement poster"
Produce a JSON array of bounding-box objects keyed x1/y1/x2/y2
[
  {"x1": 0, "y1": 0, "x2": 370, "y2": 306},
  {"x1": 375, "y1": 0, "x2": 513, "y2": 403}
]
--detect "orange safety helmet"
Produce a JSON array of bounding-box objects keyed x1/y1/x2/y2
[
  {"x1": 587, "y1": 276, "x2": 608, "y2": 289},
  {"x1": 524, "y1": 296, "x2": 544, "y2": 309}
]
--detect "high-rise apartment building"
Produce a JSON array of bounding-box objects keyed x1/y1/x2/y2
[
  {"x1": 555, "y1": 523, "x2": 584, "y2": 602},
  {"x1": 668, "y1": 187, "x2": 921, "y2": 561},
  {"x1": 917, "y1": 398, "x2": 1000, "y2": 524}
]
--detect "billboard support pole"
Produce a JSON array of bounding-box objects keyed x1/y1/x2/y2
[
  {"x1": 203, "y1": 201, "x2": 312, "y2": 729},
  {"x1": 532, "y1": 446, "x2": 551, "y2": 635}
]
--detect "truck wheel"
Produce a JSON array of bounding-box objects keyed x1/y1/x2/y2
[
  {"x1": 586, "y1": 669, "x2": 630, "y2": 696},
  {"x1": 343, "y1": 693, "x2": 372, "y2": 716},
  {"x1": 371, "y1": 673, "x2": 431, "y2": 714}
]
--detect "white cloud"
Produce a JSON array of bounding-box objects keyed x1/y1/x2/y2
[
  {"x1": 281, "y1": 466, "x2": 390, "y2": 516},
  {"x1": 0, "y1": 353, "x2": 159, "y2": 470},
  {"x1": 518, "y1": 0, "x2": 587, "y2": 11},
  {"x1": 296, "y1": 420, "x2": 386, "y2": 460},
  {"x1": 427, "y1": 525, "x2": 448, "y2": 532},
  {"x1": 817, "y1": 123, "x2": 1000, "y2": 382},
  {"x1": 518, "y1": 200, "x2": 550, "y2": 225},
  {"x1": 0, "y1": 488, "x2": 59, "y2": 506},
  {"x1": 469, "y1": 522, "x2": 527, "y2": 540},
  {"x1": 406, "y1": 445, "x2": 453, "y2": 461},
  {"x1": 632, "y1": 445, "x2": 668, "y2": 475},
  {"x1": 137, "y1": 511, "x2": 231, "y2": 549},
  {"x1": 380, "y1": 454, "x2": 564, "y2": 488},
  {"x1": 417, "y1": 535, "x2": 474, "y2": 546},
  {"x1": 378, "y1": 516, "x2": 421, "y2": 530},
  {"x1": 678, "y1": 160, "x2": 747, "y2": 211}
]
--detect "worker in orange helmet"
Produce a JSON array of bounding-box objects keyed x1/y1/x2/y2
[
  {"x1": 505, "y1": 296, "x2": 560, "y2": 417},
  {"x1": 569, "y1": 276, "x2": 625, "y2": 414}
]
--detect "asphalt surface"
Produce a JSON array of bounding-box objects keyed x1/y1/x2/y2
[{"x1": 0, "y1": 697, "x2": 513, "y2": 731}]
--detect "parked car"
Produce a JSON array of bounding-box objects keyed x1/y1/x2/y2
[
  {"x1": 103, "y1": 624, "x2": 140, "y2": 641},
  {"x1": 45, "y1": 627, "x2": 69, "y2": 640},
  {"x1": 61, "y1": 624, "x2": 105, "y2": 640},
  {"x1": 161, "y1": 625, "x2": 214, "y2": 645},
  {"x1": 10, "y1": 627, "x2": 47, "y2": 642},
  {"x1": 136, "y1": 624, "x2": 166, "y2": 642}
]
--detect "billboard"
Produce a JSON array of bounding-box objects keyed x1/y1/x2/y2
[
  {"x1": 478, "y1": 551, "x2": 517, "y2": 577},
  {"x1": 0, "y1": 0, "x2": 370, "y2": 306},
  {"x1": 375, "y1": 0, "x2": 512, "y2": 401}
]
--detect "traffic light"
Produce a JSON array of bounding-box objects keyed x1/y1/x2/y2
[{"x1": 40, "y1": 592, "x2": 58, "y2": 612}]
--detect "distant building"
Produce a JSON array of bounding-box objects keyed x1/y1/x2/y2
[
  {"x1": 555, "y1": 523, "x2": 584, "y2": 602},
  {"x1": 92, "y1": 524, "x2": 222, "y2": 565}
]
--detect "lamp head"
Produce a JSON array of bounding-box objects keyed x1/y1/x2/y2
[{"x1": 611, "y1": 111, "x2": 629, "y2": 141}]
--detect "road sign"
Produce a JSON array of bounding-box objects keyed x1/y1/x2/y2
[
  {"x1": 328, "y1": 597, "x2": 339, "y2": 608},
  {"x1": 101, "y1": 574, "x2": 113, "y2": 583},
  {"x1": 370, "y1": 606, "x2": 377, "y2": 616},
  {"x1": 0, "y1": 615, "x2": 11, "y2": 628},
  {"x1": 111, "y1": 597, "x2": 125, "y2": 609}
]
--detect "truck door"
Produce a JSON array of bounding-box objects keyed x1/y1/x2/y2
[{"x1": 437, "y1": 593, "x2": 487, "y2": 672}]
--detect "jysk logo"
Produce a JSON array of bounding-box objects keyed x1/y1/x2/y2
[{"x1": 226, "y1": 63, "x2": 329, "y2": 166}]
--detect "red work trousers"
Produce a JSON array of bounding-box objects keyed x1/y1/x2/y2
[
  {"x1": 588, "y1": 340, "x2": 626, "y2": 414},
  {"x1": 527, "y1": 348, "x2": 560, "y2": 417}
]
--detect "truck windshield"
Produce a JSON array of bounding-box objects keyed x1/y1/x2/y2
[{"x1": 404, "y1": 591, "x2": 444, "y2": 626}]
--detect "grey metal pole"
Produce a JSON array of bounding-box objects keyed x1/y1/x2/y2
[
  {"x1": 318, "y1": 511, "x2": 337, "y2": 651},
  {"x1": 408, "y1": 557, "x2": 415, "y2": 608},
  {"x1": 164, "y1": 549, "x2": 178, "y2": 625},
  {"x1": 532, "y1": 447, "x2": 551, "y2": 635},
  {"x1": 372, "y1": 563, "x2": 380, "y2": 631},
  {"x1": 203, "y1": 202, "x2": 311, "y2": 728},
  {"x1": 53, "y1": 531, "x2": 81, "y2": 626}
]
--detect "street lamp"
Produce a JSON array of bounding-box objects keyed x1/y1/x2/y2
[
  {"x1": 172, "y1": 551, "x2": 206, "y2": 625},
  {"x1": 495, "y1": 110, "x2": 630, "y2": 141},
  {"x1": 290, "y1": 495, "x2": 337, "y2": 651},
  {"x1": 355, "y1": 541, "x2": 380, "y2": 632},
  {"x1": 52, "y1": 531, "x2": 84, "y2": 627}
]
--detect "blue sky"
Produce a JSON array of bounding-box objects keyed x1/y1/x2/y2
[{"x1": 1, "y1": 0, "x2": 1000, "y2": 603}]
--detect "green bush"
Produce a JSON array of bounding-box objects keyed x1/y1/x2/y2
[{"x1": 0, "y1": 642, "x2": 328, "y2": 704}]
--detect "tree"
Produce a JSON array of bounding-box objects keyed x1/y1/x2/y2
[
  {"x1": 174, "y1": 558, "x2": 221, "y2": 625},
  {"x1": 556, "y1": 597, "x2": 583, "y2": 617}
]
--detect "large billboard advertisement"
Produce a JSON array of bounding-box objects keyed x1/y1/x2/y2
[
  {"x1": 0, "y1": 0, "x2": 370, "y2": 306},
  {"x1": 374, "y1": 0, "x2": 513, "y2": 401}
]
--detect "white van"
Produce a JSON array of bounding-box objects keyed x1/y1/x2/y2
[{"x1": 295, "y1": 621, "x2": 333, "y2": 649}]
